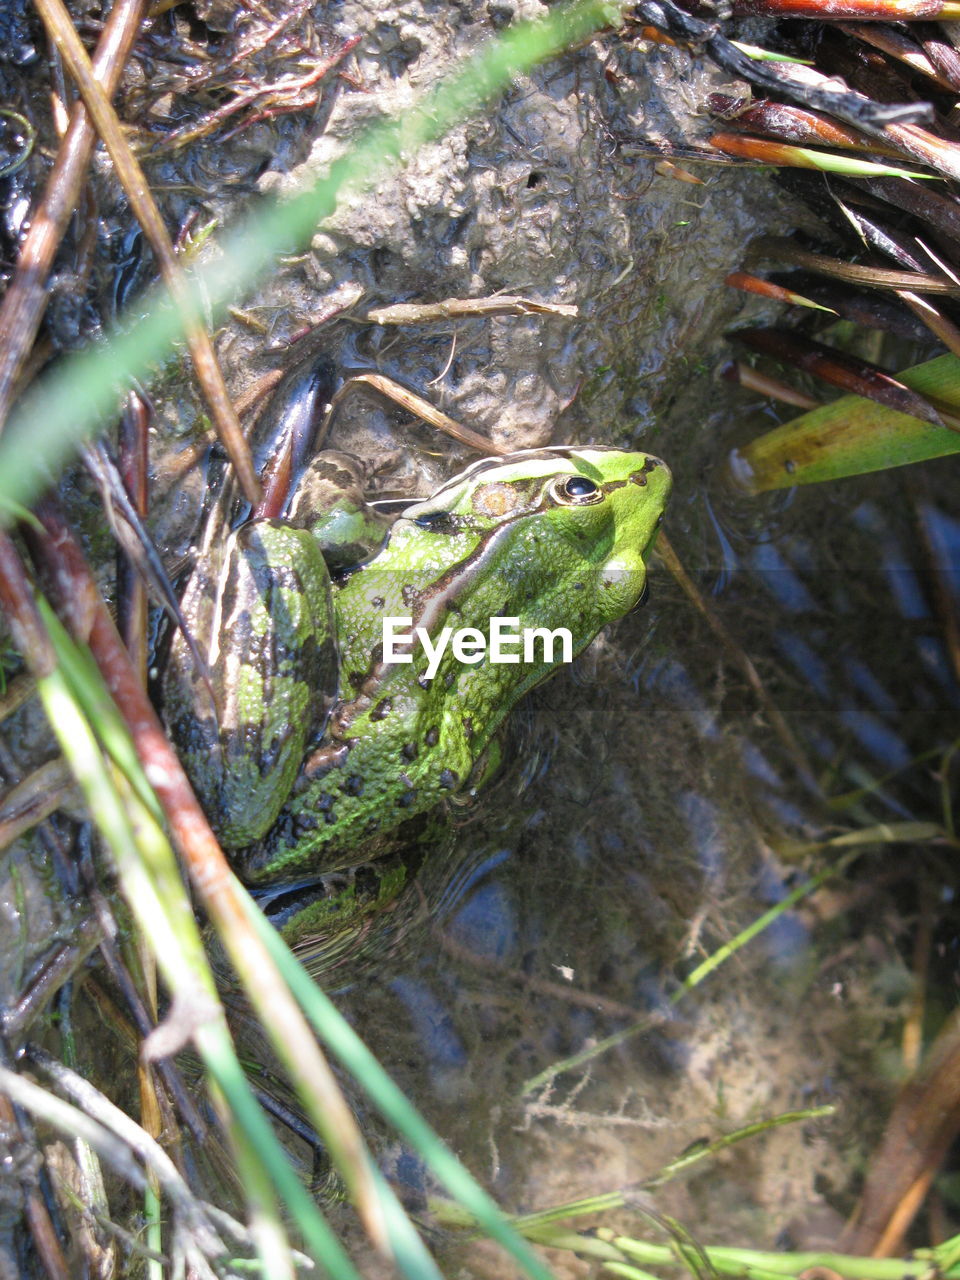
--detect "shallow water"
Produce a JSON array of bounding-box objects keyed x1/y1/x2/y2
[{"x1": 320, "y1": 379, "x2": 960, "y2": 1265}]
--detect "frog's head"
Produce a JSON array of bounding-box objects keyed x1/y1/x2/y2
[{"x1": 394, "y1": 446, "x2": 671, "y2": 639}]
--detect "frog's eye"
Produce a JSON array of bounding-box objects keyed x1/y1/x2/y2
[{"x1": 550, "y1": 474, "x2": 603, "y2": 506}]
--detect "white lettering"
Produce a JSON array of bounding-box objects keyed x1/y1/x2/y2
[
  {"x1": 523, "y1": 627, "x2": 573, "y2": 664},
  {"x1": 489, "y1": 616, "x2": 521, "y2": 663},
  {"x1": 382, "y1": 617, "x2": 414, "y2": 662},
  {"x1": 419, "y1": 626, "x2": 453, "y2": 681},
  {"x1": 451, "y1": 627, "x2": 486, "y2": 665},
  {"x1": 380, "y1": 617, "x2": 575, "y2": 670}
]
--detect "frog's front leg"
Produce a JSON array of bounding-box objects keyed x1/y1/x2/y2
[{"x1": 163, "y1": 519, "x2": 338, "y2": 849}]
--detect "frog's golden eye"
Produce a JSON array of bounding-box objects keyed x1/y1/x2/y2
[{"x1": 551, "y1": 475, "x2": 603, "y2": 506}]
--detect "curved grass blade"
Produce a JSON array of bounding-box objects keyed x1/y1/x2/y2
[{"x1": 39, "y1": 604, "x2": 463, "y2": 1279}]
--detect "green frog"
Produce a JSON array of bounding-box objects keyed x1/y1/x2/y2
[{"x1": 163, "y1": 390, "x2": 670, "y2": 953}]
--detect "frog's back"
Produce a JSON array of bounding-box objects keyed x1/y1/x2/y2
[{"x1": 166, "y1": 444, "x2": 670, "y2": 885}]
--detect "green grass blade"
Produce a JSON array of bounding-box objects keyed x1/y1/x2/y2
[
  {"x1": 36, "y1": 599, "x2": 164, "y2": 821},
  {"x1": 242, "y1": 894, "x2": 558, "y2": 1280},
  {"x1": 197, "y1": 1024, "x2": 363, "y2": 1278},
  {"x1": 36, "y1": 621, "x2": 363, "y2": 1277},
  {"x1": 780, "y1": 148, "x2": 934, "y2": 179},
  {"x1": 372, "y1": 1164, "x2": 445, "y2": 1280},
  {"x1": 36, "y1": 614, "x2": 496, "y2": 1277}
]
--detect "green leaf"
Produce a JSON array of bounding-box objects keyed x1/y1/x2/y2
[{"x1": 730, "y1": 353, "x2": 960, "y2": 491}]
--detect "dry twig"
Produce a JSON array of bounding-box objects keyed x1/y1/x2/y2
[{"x1": 32, "y1": 0, "x2": 260, "y2": 504}]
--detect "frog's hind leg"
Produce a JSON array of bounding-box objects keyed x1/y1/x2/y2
[{"x1": 163, "y1": 521, "x2": 337, "y2": 849}]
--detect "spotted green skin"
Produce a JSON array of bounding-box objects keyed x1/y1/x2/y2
[{"x1": 164, "y1": 446, "x2": 671, "y2": 897}]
